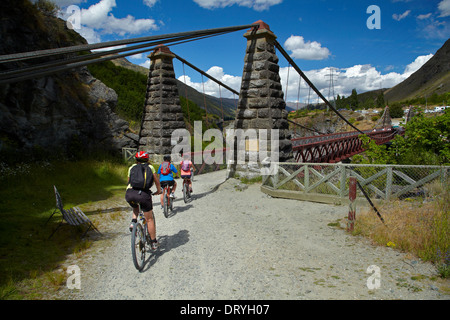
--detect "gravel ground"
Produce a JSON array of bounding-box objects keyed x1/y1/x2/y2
[{"x1": 59, "y1": 170, "x2": 448, "y2": 300}]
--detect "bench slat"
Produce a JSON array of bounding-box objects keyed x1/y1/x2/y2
[
  {"x1": 62, "y1": 208, "x2": 79, "y2": 226},
  {"x1": 68, "y1": 207, "x2": 86, "y2": 225},
  {"x1": 73, "y1": 207, "x2": 91, "y2": 224}
]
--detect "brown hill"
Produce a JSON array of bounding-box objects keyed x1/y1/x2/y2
[{"x1": 384, "y1": 38, "x2": 450, "y2": 103}]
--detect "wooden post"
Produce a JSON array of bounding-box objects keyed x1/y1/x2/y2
[{"x1": 347, "y1": 177, "x2": 357, "y2": 232}]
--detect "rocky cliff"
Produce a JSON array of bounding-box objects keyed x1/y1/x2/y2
[{"x1": 0, "y1": 0, "x2": 138, "y2": 162}]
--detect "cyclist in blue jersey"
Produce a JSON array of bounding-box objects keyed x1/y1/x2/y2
[{"x1": 158, "y1": 155, "x2": 178, "y2": 208}]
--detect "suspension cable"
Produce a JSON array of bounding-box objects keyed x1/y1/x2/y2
[
  {"x1": 182, "y1": 62, "x2": 191, "y2": 128},
  {"x1": 274, "y1": 40, "x2": 369, "y2": 137},
  {"x1": 0, "y1": 24, "x2": 257, "y2": 63},
  {"x1": 0, "y1": 28, "x2": 257, "y2": 85},
  {"x1": 0, "y1": 31, "x2": 233, "y2": 81},
  {"x1": 173, "y1": 53, "x2": 239, "y2": 96}
]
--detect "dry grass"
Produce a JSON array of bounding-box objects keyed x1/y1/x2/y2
[{"x1": 354, "y1": 191, "x2": 449, "y2": 278}]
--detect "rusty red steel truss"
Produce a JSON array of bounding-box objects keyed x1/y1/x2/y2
[{"x1": 291, "y1": 127, "x2": 403, "y2": 164}]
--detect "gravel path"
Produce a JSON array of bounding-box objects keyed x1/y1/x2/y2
[{"x1": 60, "y1": 170, "x2": 448, "y2": 300}]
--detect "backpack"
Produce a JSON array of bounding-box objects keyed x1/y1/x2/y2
[
  {"x1": 181, "y1": 160, "x2": 190, "y2": 171},
  {"x1": 160, "y1": 161, "x2": 171, "y2": 175},
  {"x1": 129, "y1": 163, "x2": 153, "y2": 191}
]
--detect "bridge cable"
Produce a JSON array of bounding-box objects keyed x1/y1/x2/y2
[
  {"x1": 173, "y1": 54, "x2": 239, "y2": 96},
  {"x1": 274, "y1": 40, "x2": 372, "y2": 138},
  {"x1": 296, "y1": 75, "x2": 301, "y2": 111},
  {"x1": 284, "y1": 63, "x2": 290, "y2": 102},
  {"x1": 0, "y1": 24, "x2": 257, "y2": 63},
  {"x1": 181, "y1": 62, "x2": 191, "y2": 130},
  {"x1": 201, "y1": 74, "x2": 209, "y2": 128},
  {"x1": 0, "y1": 29, "x2": 253, "y2": 85},
  {"x1": 0, "y1": 30, "x2": 237, "y2": 82},
  {"x1": 219, "y1": 84, "x2": 224, "y2": 124}
]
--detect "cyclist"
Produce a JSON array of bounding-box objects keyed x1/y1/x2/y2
[
  {"x1": 180, "y1": 153, "x2": 194, "y2": 193},
  {"x1": 125, "y1": 151, "x2": 162, "y2": 250},
  {"x1": 158, "y1": 155, "x2": 178, "y2": 208}
]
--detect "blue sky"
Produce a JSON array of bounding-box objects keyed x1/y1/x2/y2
[{"x1": 52, "y1": 0, "x2": 449, "y2": 102}]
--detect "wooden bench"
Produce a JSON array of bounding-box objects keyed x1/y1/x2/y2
[{"x1": 46, "y1": 186, "x2": 101, "y2": 239}]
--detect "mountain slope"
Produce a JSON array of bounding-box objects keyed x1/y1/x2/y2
[{"x1": 384, "y1": 38, "x2": 450, "y2": 103}]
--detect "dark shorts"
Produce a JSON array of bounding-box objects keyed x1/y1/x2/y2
[
  {"x1": 125, "y1": 188, "x2": 153, "y2": 212},
  {"x1": 181, "y1": 174, "x2": 191, "y2": 179},
  {"x1": 160, "y1": 180, "x2": 175, "y2": 188}
]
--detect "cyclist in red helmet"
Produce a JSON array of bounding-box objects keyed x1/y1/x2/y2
[{"x1": 125, "y1": 151, "x2": 162, "y2": 250}]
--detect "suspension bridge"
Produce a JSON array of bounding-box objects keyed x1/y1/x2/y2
[{"x1": 0, "y1": 21, "x2": 404, "y2": 168}]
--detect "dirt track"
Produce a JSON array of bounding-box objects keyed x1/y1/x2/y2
[{"x1": 59, "y1": 170, "x2": 448, "y2": 300}]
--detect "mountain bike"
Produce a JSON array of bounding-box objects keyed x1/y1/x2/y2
[
  {"x1": 162, "y1": 183, "x2": 173, "y2": 218},
  {"x1": 182, "y1": 176, "x2": 192, "y2": 203},
  {"x1": 131, "y1": 203, "x2": 156, "y2": 271}
]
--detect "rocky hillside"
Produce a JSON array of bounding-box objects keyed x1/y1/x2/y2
[
  {"x1": 0, "y1": 0, "x2": 137, "y2": 162},
  {"x1": 384, "y1": 38, "x2": 450, "y2": 103}
]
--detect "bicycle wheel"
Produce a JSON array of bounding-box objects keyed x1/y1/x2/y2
[
  {"x1": 131, "y1": 223, "x2": 146, "y2": 271},
  {"x1": 187, "y1": 184, "x2": 191, "y2": 200},
  {"x1": 183, "y1": 182, "x2": 188, "y2": 203},
  {"x1": 163, "y1": 189, "x2": 169, "y2": 218}
]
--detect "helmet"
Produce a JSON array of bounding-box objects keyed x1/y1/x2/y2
[
  {"x1": 163, "y1": 155, "x2": 171, "y2": 162},
  {"x1": 135, "y1": 151, "x2": 149, "y2": 162}
]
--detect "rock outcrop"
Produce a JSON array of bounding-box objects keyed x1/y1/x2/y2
[{"x1": 0, "y1": 0, "x2": 138, "y2": 161}]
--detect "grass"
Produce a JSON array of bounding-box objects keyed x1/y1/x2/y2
[
  {"x1": 0, "y1": 158, "x2": 130, "y2": 299},
  {"x1": 353, "y1": 189, "x2": 449, "y2": 279}
]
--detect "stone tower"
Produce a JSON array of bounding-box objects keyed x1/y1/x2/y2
[
  {"x1": 138, "y1": 45, "x2": 186, "y2": 162},
  {"x1": 231, "y1": 21, "x2": 293, "y2": 178}
]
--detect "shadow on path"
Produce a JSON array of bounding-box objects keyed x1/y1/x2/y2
[{"x1": 141, "y1": 229, "x2": 190, "y2": 272}]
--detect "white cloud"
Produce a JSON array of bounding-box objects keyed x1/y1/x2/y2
[
  {"x1": 143, "y1": 0, "x2": 159, "y2": 8},
  {"x1": 284, "y1": 35, "x2": 331, "y2": 61},
  {"x1": 192, "y1": 0, "x2": 282, "y2": 11},
  {"x1": 57, "y1": 0, "x2": 160, "y2": 43},
  {"x1": 140, "y1": 60, "x2": 151, "y2": 69},
  {"x1": 80, "y1": 0, "x2": 158, "y2": 36},
  {"x1": 438, "y1": 0, "x2": 450, "y2": 17},
  {"x1": 417, "y1": 13, "x2": 432, "y2": 20},
  {"x1": 172, "y1": 55, "x2": 431, "y2": 104},
  {"x1": 403, "y1": 54, "x2": 433, "y2": 77},
  {"x1": 178, "y1": 66, "x2": 241, "y2": 98},
  {"x1": 392, "y1": 10, "x2": 411, "y2": 21},
  {"x1": 278, "y1": 54, "x2": 433, "y2": 102},
  {"x1": 172, "y1": 53, "x2": 432, "y2": 103},
  {"x1": 129, "y1": 53, "x2": 144, "y2": 60}
]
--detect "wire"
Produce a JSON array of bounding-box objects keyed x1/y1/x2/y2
[
  {"x1": 0, "y1": 26, "x2": 259, "y2": 85},
  {"x1": 274, "y1": 40, "x2": 370, "y2": 138},
  {"x1": 173, "y1": 53, "x2": 239, "y2": 96},
  {"x1": 0, "y1": 24, "x2": 257, "y2": 63},
  {"x1": 0, "y1": 31, "x2": 228, "y2": 81}
]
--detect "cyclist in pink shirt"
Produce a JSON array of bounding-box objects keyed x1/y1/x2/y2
[{"x1": 180, "y1": 154, "x2": 195, "y2": 193}]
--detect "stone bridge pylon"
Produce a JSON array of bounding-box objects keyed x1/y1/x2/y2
[
  {"x1": 138, "y1": 45, "x2": 186, "y2": 163},
  {"x1": 230, "y1": 21, "x2": 293, "y2": 178},
  {"x1": 137, "y1": 22, "x2": 293, "y2": 173}
]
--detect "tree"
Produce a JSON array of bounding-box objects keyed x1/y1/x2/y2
[
  {"x1": 389, "y1": 104, "x2": 404, "y2": 118},
  {"x1": 393, "y1": 109, "x2": 449, "y2": 165},
  {"x1": 376, "y1": 92, "x2": 385, "y2": 109},
  {"x1": 350, "y1": 89, "x2": 358, "y2": 110},
  {"x1": 353, "y1": 109, "x2": 450, "y2": 165}
]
